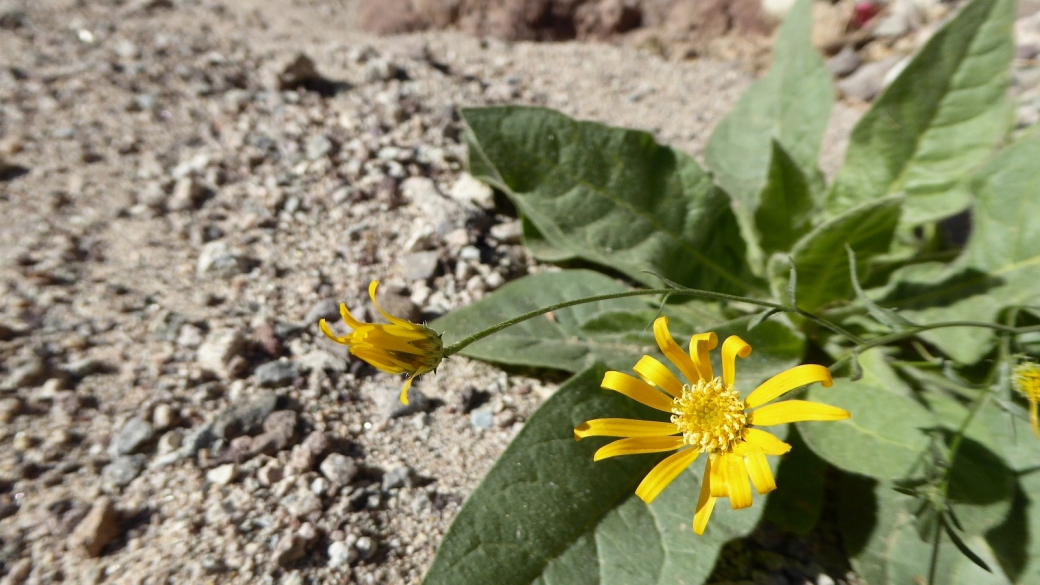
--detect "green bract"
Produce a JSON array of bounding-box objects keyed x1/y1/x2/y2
[{"x1": 422, "y1": 0, "x2": 1040, "y2": 581}]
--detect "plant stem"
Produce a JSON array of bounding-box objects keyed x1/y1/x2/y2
[{"x1": 440, "y1": 286, "x2": 862, "y2": 357}]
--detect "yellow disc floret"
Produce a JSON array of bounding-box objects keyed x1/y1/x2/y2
[{"x1": 671, "y1": 377, "x2": 748, "y2": 453}]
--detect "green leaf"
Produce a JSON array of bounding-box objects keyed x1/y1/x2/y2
[
  {"x1": 880, "y1": 132, "x2": 1040, "y2": 364},
  {"x1": 704, "y1": 0, "x2": 831, "y2": 265},
  {"x1": 986, "y1": 471, "x2": 1040, "y2": 583},
  {"x1": 840, "y1": 474, "x2": 1013, "y2": 585},
  {"x1": 797, "y1": 377, "x2": 934, "y2": 479},
  {"x1": 762, "y1": 426, "x2": 826, "y2": 535},
  {"x1": 432, "y1": 270, "x2": 805, "y2": 384},
  {"x1": 422, "y1": 364, "x2": 784, "y2": 585},
  {"x1": 755, "y1": 141, "x2": 816, "y2": 255},
  {"x1": 827, "y1": 0, "x2": 1015, "y2": 224},
  {"x1": 773, "y1": 195, "x2": 903, "y2": 312},
  {"x1": 462, "y1": 106, "x2": 755, "y2": 294}
]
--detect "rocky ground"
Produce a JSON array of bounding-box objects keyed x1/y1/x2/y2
[{"x1": 0, "y1": 1, "x2": 1038, "y2": 584}]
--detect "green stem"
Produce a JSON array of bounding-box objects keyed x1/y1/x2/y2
[
  {"x1": 927, "y1": 516, "x2": 943, "y2": 585},
  {"x1": 440, "y1": 287, "x2": 861, "y2": 357}
]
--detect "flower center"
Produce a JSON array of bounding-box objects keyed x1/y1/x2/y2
[{"x1": 671, "y1": 377, "x2": 747, "y2": 454}]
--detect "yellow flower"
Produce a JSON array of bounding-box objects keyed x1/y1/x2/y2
[
  {"x1": 1013, "y1": 362, "x2": 1040, "y2": 439},
  {"x1": 574, "y1": 317, "x2": 849, "y2": 535},
  {"x1": 319, "y1": 281, "x2": 443, "y2": 405}
]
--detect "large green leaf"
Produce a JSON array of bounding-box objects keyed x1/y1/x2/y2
[
  {"x1": 827, "y1": 0, "x2": 1015, "y2": 224},
  {"x1": 880, "y1": 132, "x2": 1040, "y2": 363},
  {"x1": 432, "y1": 269, "x2": 804, "y2": 382},
  {"x1": 987, "y1": 471, "x2": 1040, "y2": 584},
  {"x1": 462, "y1": 106, "x2": 755, "y2": 294},
  {"x1": 840, "y1": 474, "x2": 1013, "y2": 585},
  {"x1": 754, "y1": 140, "x2": 816, "y2": 255},
  {"x1": 798, "y1": 378, "x2": 934, "y2": 479},
  {"x1": 422, "y1": 364, "x2": 785, "y2": 585},
  {"x1": 773, "y1": 195, "x2": 902, "y2": 312},
  {"x1": 761, "y1": 426, "x2": 826, "y2": 535},
  {"x1": 703, "y1": 0, "x2": 831, "y2": 262}
]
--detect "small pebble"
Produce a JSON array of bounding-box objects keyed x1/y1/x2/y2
[
  {"x1": 354, "y1": 536, "x2": 376, "y2": 560},
  {"x1": 206, "y1": 463, "x2": 238, "y2": 486}
]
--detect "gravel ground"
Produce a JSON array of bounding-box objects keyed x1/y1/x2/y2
[{"x1": 1, "y1": 1, "x2": 1038, "y2": 584}]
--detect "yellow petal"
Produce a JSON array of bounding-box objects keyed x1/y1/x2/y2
[
  {"x1": 751, "y1": 400, "x2": 850, "y2": 426},
  {"x1": 724, "y1": 453, "x2": 753, "y2": 510},
  {"x1": 721, "y1": 335, "x2": 751, "y2": 389},
  {"x1": 743, "y1": 428, "x2": 792, "y2": 455},
  {"x1": 319, "y1": 319, "x2": 352, "y2": 344},
  {"x1": 744, "y1": 364, "x2": 833, "y2": 409},
  {"x1": 399, "y1": 373, "x2": 417, "y2": 405},
  {"x1": 709, "y1": 452, "x2": 728, "y2": 498},
  {"x1": 593, "y1": 436, "x2": 685, "y2": 462},
  {"x1": 633, "y1": 356, "x2": 684, "y2": 397},
  {"x1": 574, "y1": 418, "x2": 678, "y2": 440},
  {"x1": 693, "y1": 458, "x2": 716, "y2": 535},
  {"x1": 743, "y1": 447, "x2": 776, "y2": 494},
  {"x1": 338, "y1": 302, "x2": 364, "y2": 329},
  {"x1": 634, "y1": 448, "x2": 699, "y2": 504},
  {"x1": 1031, "y1": 400, "x2": 1039, "y2": 440},
  {"x1": 601, "y1": 371, "x2": 675, "y2": 412},
  {"x1": 689, "y1": 332, "x2": 718, "y2": 381},
  {"x1": 652, "y1": 317, "x2": 700, "y2": 385},
  {"x1": 368, "y1": 281, "x2": 412, "y2": 327},
  {"x1": 351, "y1": 346, "x2": 409, "y2": 373}
]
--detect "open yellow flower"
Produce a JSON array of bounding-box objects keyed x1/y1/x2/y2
[
  {"x1": 319, "y1": 281, "x2": 443, "y2": 405},
  {"x1": 1013, "y1": 362, "x2": 1040, "y2": 439},
  {"x1": 574, "y1": 317, "x2": 848, "y2": 534}
]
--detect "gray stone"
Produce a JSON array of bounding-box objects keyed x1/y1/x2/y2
[
  {"x1": 304, "y1": 299, "x2": 340, "y2": 324},
  {"x1": 109, "y1": 417, "x2": 154, "y2": 456},
  {"x1": 837, "y1": 57, "x2": 899, "y2": 102},
  {"x1": 3, "y1": 356, "x2": 45, "y2": 390},
  {"x1": 102, "y1": 455, "x2": 145, "y2": 487},
  {"x1": 206, "y1": 463, "x2": 238, "y2": 486},
  {"x1": 255, "y1": 360, "x2": 299, "y2": 388},
  {"x1": 297, "y1": 349, "x2": 345, "y2": 374},
  {"x1": 373, "y1": 386, "x2": 430, "y2": 419},
  {"x1": 197, "y1": 241, "x2": 249, "y2": 278},
  {"x1": 276, "y1": 53, "x2": 323, "y2": 90},
  {"x1": 494, "y1": 409, "x2": 517, "y2": 428},
  {"x1": 354, "y1": 536, "x2": 377, "y2": 561},
  {"x1": 398, "y1": 251, "x2": 440, "y2": 281},
  {"x1": 826, "y1": 46, "x2": 860, "y2": 78},
  {"x1": 67, "y1": 497, "x2": 121, "y2": 558},
  {"x1": 372, "y1": 289, "x2": 420, "y2": 322},
  {"x1": 258, "y1": 462, "x2": 284, "y2": 486},
  {"x1": 64, "y1": 357, "x2": 108, "y2": 378},
  {"x1": 381, "y1": 466, "x2": 414, "y2": 491},
  {"x1": 327, "y1": 540, "x2": 357, "y2": 568},
  {"x1": 212, "y1": 391, "x2": 278, "y2": 439},
  {"x1": 489, "y1": 220, "x2": 522, "y2": 244},
  {"x1": 449, "y1": 173, "x2": 494, "y2": 209},
  {"x1": 470, "y1": 405, "x2": 494, "y2": 430},
  {"x1": 197, "y1": 328, "x2": 246, "y2": 379},
  {"x1": 156, "y1": 430, "x2": 183, "y2": 454},
  {"x1": 176, "y1": 324, "x2": 204, "y2": 349},
  {"x1": 273, "y1": 533, "x2": 307, "y2": 567},
  {"x1": 305, "y1": 135, "x2": 333, "y2": 161},
  {"x1": 1, "y1": 557, "x2": 31, "y2": 584},
  {"x1": 152, "y1": 403, "x2": 176, "y2": 430},
  {"x1": 281, "y1": 489, "x2": 323, "y2": 518},
  {"x1": 320, "y1": 453, "x2": 358, "y2": 485}
]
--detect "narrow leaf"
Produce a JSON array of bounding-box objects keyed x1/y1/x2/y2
[
  {"x1": 944, "y1": 517, "x2": 993, "y2": 573},
  {"x1": 828, "y1": 0, "x2": 1015, "y2": 224}
]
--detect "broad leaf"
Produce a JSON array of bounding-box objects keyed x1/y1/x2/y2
[
  {"x1": 432, "y1": 269, "x2": 804, "y2": 382},
  {"x1": 986, "y1": 471, "x2": 1040, "y2": 584},
  {"x1": 462, "y1": 106, "x2": 755, "y2": 294},
  {"x1": 755, "y1": 140, "x2": 816, "y2": 255},
  {"x1": 840, "y1": 474, "x2": 1012, "y2": 585},
  {"x1": 880, "y1": 132, "x2": 1040, "y2": 363},
  {"x1": 761, "y1": 426, "x2": 826, "y2": 535},
  {"x1": 798, "y1": 378, "x2": 934, "y2": 479},
  {"x1": 703, "y1": 0, "x2": 831, "y2": 262},
  {"x1": 827, "y1": 0, "x2": 1015, "y2": 224},
  {"x1": 422, "y1": 364, "x2": 785, "y2": 585},
  {"x1": 774, "y1": 195, "x2": 902, "y2": 311}
]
